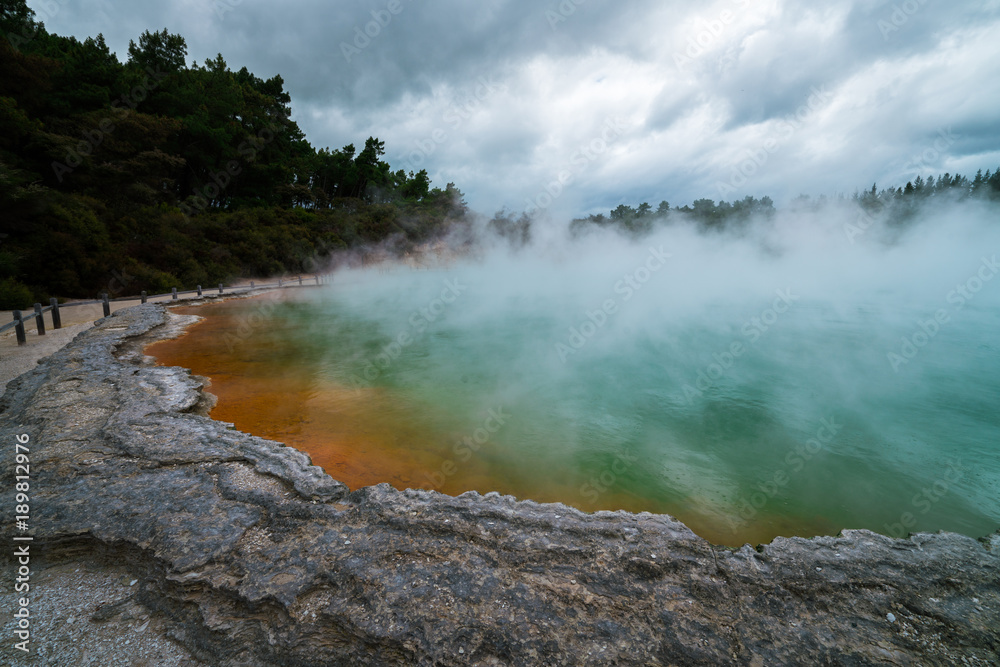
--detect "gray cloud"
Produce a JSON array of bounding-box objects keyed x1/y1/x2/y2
[{"x1": 33, "y1": 0, "x2": 1000, "y2": 217}]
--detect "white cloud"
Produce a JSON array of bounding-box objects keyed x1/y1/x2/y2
[{"x1": 31, "y1": 0, "x2": 1000, "y2": 215}]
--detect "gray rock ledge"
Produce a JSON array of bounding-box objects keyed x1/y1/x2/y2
[{"x1": 1, "y1": 304, "x2": 997, "y2": 666}]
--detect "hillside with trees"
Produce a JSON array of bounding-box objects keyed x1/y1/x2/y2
[{"x1": 0, "y1": 0, "x2": 468, "y2": 308}]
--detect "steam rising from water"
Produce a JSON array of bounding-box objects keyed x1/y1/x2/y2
[{"x1": 241, "y1": 201, "x2": 1000, "y2": 544}]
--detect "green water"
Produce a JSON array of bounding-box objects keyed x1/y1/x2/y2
[{"x1": 234, "y1": 222, "x2": 1000, "y2": 545}]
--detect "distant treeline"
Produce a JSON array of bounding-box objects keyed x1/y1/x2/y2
[
  {"x1": 0, "y1": 1, "x2": 468, "y2": 309},
  {"x1": 566, "y1": 170, "x2": 1000, "y2": 239}
]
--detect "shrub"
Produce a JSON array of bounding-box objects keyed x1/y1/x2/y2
[{"x1": 0, "y1": 278, "x2": 35, "y2": 310}]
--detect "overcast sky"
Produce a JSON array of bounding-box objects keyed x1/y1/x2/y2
[{"x1": 31, "y1": 0, "x2": 1000, "y2": 218}]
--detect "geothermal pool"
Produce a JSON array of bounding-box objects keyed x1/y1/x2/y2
[{"x1": 148, "y1": 216, "x2": 1000, "y2": 546}]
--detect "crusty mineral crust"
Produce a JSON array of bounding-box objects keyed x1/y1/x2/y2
[{"x1": 1, "y1": 304, "x2": 997, "y2": 666}]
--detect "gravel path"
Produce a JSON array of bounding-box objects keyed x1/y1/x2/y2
[
  {"x1": 0, "y1": 322, "x2": 94, "y2": 393},
  {"x1": 0, "y1": 297, "x2": 175, "y2": 392},
  {"x1": 1, "y1": 302, "x2": 212, "y2": 666},
  {"x1": 1, "y1": 557, "x2": 207, "y2": 666}
]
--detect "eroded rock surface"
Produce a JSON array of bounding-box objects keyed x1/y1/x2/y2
[{"x1": 1, "y1": 304, "x2": 997, "y2": 666}]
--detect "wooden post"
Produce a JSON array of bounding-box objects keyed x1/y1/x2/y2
[
  {"x1": 141, "y1": 291, "x2": 147, "y2": 304},
  {"x1": 12, "y1": 311, "x2": 26, "y2": 345},
  {"x1": 197, "y1": 285, "x2": 203, "y2": 297},
  {"x1": 218, "y1": 283, "x2": 224, "y2": 294},
  {"x1": 251, "y1": 281, "x2": 255, "y2": 289},
  {"x1": 33, "y1": 303, "x2": 45, "y2": 336},
  {"x1": 49, "y1": 298, "x2": 61, "y2": 329},
  {"x1": 172, "y1": 287, "x2": 178, "y2": 300},
  {"x1": 278, "y1": 278, "x2": 283, "y2": 288},
  {"x1": 298, "y1": 276, "x2": 303, "y2": 286},
  {"x1": 102, "y1": 293, "x2": 111, "y2": 317}
]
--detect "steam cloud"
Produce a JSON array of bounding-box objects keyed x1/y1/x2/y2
[{"x1": 295, "y1": 199, "x2": 1000, "y2": 545}]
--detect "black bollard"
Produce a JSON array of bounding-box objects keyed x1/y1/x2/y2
[
  {"x1": 12, "y1": 311, "x2": 26, "y2": 345},
  {"x1": 33, "y1": 303, "x2": 45, "y2": 336},
  {"x1": 102, "y1": 293, "x2": 111, "y2": 317},
  {"x1": 141, "y1": 291, "x2": 147, "y2": 304},
  {"x1": 49, "y1": 298, "x2": 61, "y2": 329}
]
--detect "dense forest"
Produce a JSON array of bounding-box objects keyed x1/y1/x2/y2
[
  {"x1": 568, "y1": 172, "x2": 1000, "y2": 239},
  {"x1": 3, "y1": 0, "x2": 999, "y2": 309},
  {"x1": 0, "y1": 0, "x2": 468, "y2": 308}
]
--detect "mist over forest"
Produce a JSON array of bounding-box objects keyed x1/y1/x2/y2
[{"x1": 3, "y1": 0, "x2": 999, "y2": 310}]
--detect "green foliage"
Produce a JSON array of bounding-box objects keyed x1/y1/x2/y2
[
  {"x1": 0, "y1": 19, "x2": 468, "y2": 301},
  {"x1": 401, "y1": 169, "x2": 430, "y2": 201},
  {"x1": 0, "y1": 249, "x2": 19, "y2": 277},
  {"x1": 127, "y1": 28, "x2": 187, "y2": 73},
  {"x1": 0, "y1": 277, "x2": 32, "y2": 309},
  {"x1": 117, "y1": 259, "x2": 178, "y2": 295},
  {"x1": 0, "y1": 0, "x2": 34, "y2": 39}
]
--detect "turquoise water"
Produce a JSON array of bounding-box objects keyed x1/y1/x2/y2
[{"x1": 232, "y1": 216, "x2": 1000, "y2": 545}]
